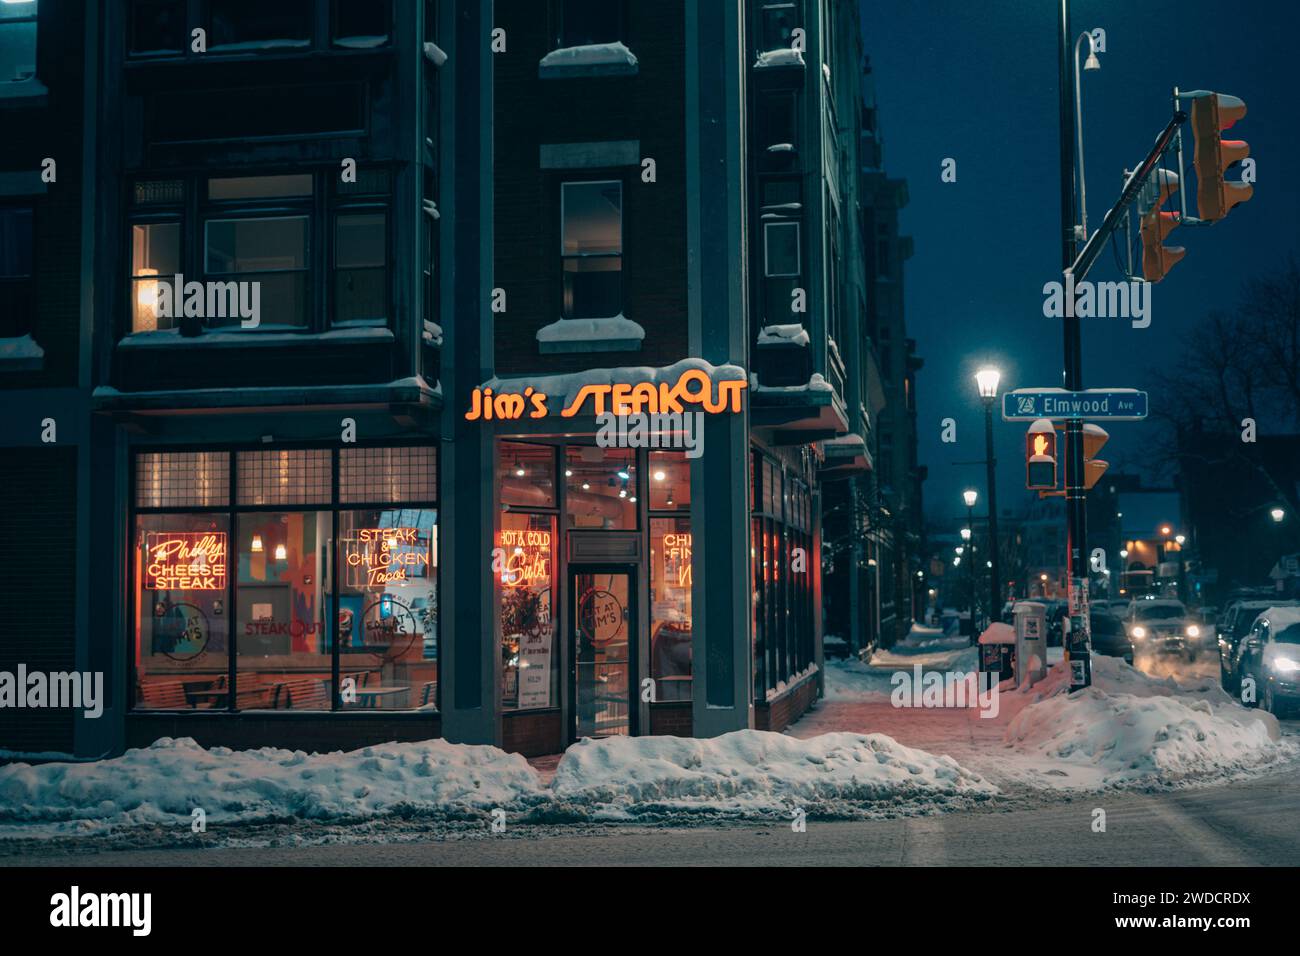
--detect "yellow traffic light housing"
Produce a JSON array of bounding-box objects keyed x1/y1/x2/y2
[
  {"x1": 1190, "y1": 92, "x2": 1252, "y2": 222},
  {"x1": 1140, "y1": 169, "x2": 1185, "y2": 283},
  {"x1": 1083, "y1": 423, "x2": 1109, "y2": 490}
]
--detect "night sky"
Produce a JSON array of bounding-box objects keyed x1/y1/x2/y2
[{"x1": 859, "y1": 0, "x2": 1300, "y2": 527}]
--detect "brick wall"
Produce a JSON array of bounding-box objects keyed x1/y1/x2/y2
[
  {"x1": 648, "y1": 700, "x2": 692, "y2": 737},
  {"x1": 493, "y1": 0, "x2": 688, "y2": 377},
  {"x1": 753, "y1": 670, "x2": 819, "y2": 733},
  {"x1": 0, "y1": 448, "x2": 78, "y2": 754},
  {"x1": 502, "y1": 709, "x2": 564, "y2": 757}
]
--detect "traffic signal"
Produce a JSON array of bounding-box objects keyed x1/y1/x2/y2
[
  {"x1": 1140, "y1": 169, "x2": 1185, "y2": 282},
  {"x1": 1083, "y1": 423, "x2": 1109, "y2": 490},
  {"x1": 1190, "y1": 92, "x2": 1252, "y2": 222},
  {"x1": 1026, "y1": 419, "x2": 1057, "y2": 491}
]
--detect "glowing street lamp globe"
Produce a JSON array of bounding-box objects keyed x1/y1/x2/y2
[
  {"x1": 963, "y1": 489, "x2": 978, "y2": 509},
  {"x1": 974, "y1": 367, "x2": 1002, "y2": 401}
]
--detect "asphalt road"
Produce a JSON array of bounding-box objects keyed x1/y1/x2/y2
[{"x1": 10, "y1": 760, "x2": 1300, "y2": 867}]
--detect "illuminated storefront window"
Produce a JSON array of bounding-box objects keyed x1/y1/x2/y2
[
  {"x1": 132, "y1": 446, "x2": 438, "y2": 712},
  {"x1": 649, "y1": 515, "x2": 692, "y2": 701},
  {"x1": 566, "y1": 445, "x2": 636, "y2": 530},
  {"x1": 499, "y1": 511, "x2": 558, "y2": 711}
]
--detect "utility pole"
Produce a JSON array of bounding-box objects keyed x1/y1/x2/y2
[{"x1": 1057, "y1": 0, "x2": 1092, "y2": 688}]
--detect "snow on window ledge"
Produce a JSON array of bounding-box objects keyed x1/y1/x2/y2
[
  {"x1": 0, "y1": 334, "x2": 45, "y2": 372},
  {"x1": 117, "y1": 327, "x2": 396, "y2": 349},
  {"x1": 536, "y1": 314, "x2": 645, "y2": 355},
  {"x1": 538, "y1": 42, "x2": 639, "y2": 79},
  {"x1": 754, "y1": 48, "x2": 805, "y2": 70},
  {"x1": 757, "y1": 323, "x2": 810, "y2": 347},
  {"x1": 0, "y1": 77, "x2": 49, "y2": 104}
]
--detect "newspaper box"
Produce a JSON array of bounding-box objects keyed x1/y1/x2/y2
[{"x1": 977, "y1": 622, "x2": 1015, "y2": 682}]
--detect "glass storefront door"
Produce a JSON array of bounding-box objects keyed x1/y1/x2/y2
[{"x1": 570, "y1": 568, "x2": 635, "y2": 739}]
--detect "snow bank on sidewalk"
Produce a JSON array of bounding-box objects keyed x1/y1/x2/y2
[
  {"x1": 549, "y1": 729, "x2": 996, "y2": 820},
  {"x1": 0, "y1": 737, "x2": 545, "y2": 834},
  {"x1": 1004, "y1": 655, "x2": 1290, "y2": 788}
]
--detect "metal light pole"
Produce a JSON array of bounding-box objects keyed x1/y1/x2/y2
[
  {"x1": 975, "y1": 369, "x2": 1003, "y2": 623},
  {"x1": 960, "y1": 526, "x2": 974, "y2": 637},
  {"x1": 1057, "y1": 0, "x2": 1092, "y2": 688},
  {"x1": 963, "y1": 490, "x2": 978, "y2": 628}
]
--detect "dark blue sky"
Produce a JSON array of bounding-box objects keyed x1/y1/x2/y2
[{"x1": 859, "y1": 0, "x2": 1300, "y2": 526}]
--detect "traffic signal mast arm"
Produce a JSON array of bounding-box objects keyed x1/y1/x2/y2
[{"x1": 1067, "y1": 111, "x2": 1187, "y2": 285}]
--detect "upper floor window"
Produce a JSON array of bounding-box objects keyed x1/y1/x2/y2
[
  {"x1": 759, "y1": 1, "x2": 799, "y2": 53},
  {"x1": 127, "y1": 170, "x2": 391, "y2": 334},
  {"x1": 332, "y1": 0, "x2": 391, "y2": 48},
  {"x1": 0, "y1": 205, "x2": 34, "y2": 337},
  {"x1": 209, "y1": 0, "x2": 311, "y2": 49},
  {"x1": 555, "y1": 0, "x2": 621, "y2": 48},
  {"x1": 560, "y1": 180, "x2": 622, "y2": 320},
  {"x1": 0, "y1": 0, "x2": 37, "y2": 83},
  {"x1": 129, "y1": 0, "x2": 185, "y2": 55}
]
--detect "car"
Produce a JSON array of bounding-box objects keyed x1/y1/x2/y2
[
  {"x1": 1220, "y1": 599, "x2": 1300, "y2": 692},
  {"x1": 1045, "y1": 601, "x2": 1068, "y2": 647},
  {"x1": 1124, "y1": 598, "x2": 1209, "y2": 659},
  {"x1": 1233, "y1": 607, "x2": 1300, "y2": 717},
  {"x1": 1089, "y1": 609, "x2": 1133, "y2": 664}
]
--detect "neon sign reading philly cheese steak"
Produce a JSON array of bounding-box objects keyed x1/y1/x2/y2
[{"x1": 465, "y1": 369, "x2": 747, "y2": 421}]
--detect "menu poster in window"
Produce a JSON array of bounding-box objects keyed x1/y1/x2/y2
[{"x1": 517, "y1": 623, "x2": 553, "y2": 709}]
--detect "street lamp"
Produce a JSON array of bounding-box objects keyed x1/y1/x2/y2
[
  {"x1": 963, "y1": 489, "x2": 978, "y2": 509},
  {"x1": 1073, "y1": 30, "x2": 1101, "y2": 239},
  {"x1": 974, "y1": 367, "x2": 1003, "y2": 624},
  {"x1": 960, "y1": 527, "x2": 972, "y2": 542},
  {"x1": 1271, "y1": 507, "x2": 1286, "y2": 523}
]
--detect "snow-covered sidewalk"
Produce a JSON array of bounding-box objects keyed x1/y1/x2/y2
[
  {"x1": 796, "y1": 623, "x2": 1295, "y2": 792},
  {"x1": 2, "y1": 623, "x2": 1295, "y2": 838}
]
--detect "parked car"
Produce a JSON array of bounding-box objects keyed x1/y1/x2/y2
[
  {"x1": 1233, "y1": 606, "x2": 1300, "y2": 717},
  {"x1": 1124, "y1": 598, "x2": 1209, "y2": 659},
  {"x1": 1220, "y1": 599, "x2": 1300, "y2": 692},
  {"x1": 1089, "y1": 609, "x2": 1133, "y2": 664},
  {"x1": 1045, "y1": 601, "x2": 1068, "y2": 647}
]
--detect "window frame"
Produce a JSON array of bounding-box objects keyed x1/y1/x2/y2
[
  {"x1": 559, "y1": 177, "x2": 624, "y2": 321},
  {"x1": 124, "y1": 168, "x2": 397, "y2": 337},
  {"x1": 129, "y1": 443, "x2": 439, "y2": 715},
  {"x1": 0, "y1": 203, "x2": 35, "y2": 339},
  {"x1": 0, "y1": 0, "x2": 38, "y2": 84}
]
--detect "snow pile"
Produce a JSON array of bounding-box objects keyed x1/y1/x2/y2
[
  {"x1": 978, "y1": 622, "x2": 1015, "y2": 645},
  {"x1": 549, "y1": 730, "x2": 995, "y2": 820},
  {"x1": 1004, "y1": 655, "x2": 1290, "y2": 788},
  {"x1": 0, "y1": 737, "x2": 545, "y2": 834}
]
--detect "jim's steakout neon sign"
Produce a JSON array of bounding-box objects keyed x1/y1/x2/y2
[{"x1": 465, "y1": 368, "x2": 747, "y2": 421}]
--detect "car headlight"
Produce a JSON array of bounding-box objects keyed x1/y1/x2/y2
[
  {"x1": 1186, "y1": 624, "x2": 1200, "y2": 638},
  {"x1": 1271, "y1": 657, "x2": 1300, "y2": 674},
  {"x1": 1131, "y1": 626, "x2": 1146, "y2": 639}
]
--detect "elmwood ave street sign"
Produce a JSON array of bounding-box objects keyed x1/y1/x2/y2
[{"x1": 1002, "y1": 388, "x2": 1148, "y2": 421}]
